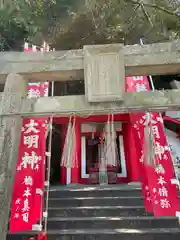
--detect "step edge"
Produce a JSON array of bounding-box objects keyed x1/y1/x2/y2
[
  {"x1": 47, "y1": 196, "x2": 144, "y2": 200},
  {"x1": 47, "y1": 216, "x2": 178, "y2": 221},
  {"x1": 49, "y1": 188, "x2": 142, "y2": 192},
  {"x1": 47, "y1": 206, "x2": 145, "y2": 210},
  {"x1": 8, "y1": 228, "x2": 180, "y2": 235}
]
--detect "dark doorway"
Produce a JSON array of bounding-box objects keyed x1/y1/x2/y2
[{"x1": 46, "y1": 123, "x2": 63, "y2": 185}]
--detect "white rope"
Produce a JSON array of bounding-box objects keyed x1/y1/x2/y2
[
  {"x1": 44, "y1": 116, "x2": 53, "y2": 233},
  {"x1": 42, "y1": 43, "x2": 54, "y2": 233},
  {"x1": 61, "y1": 115, "x2": 77, "y2": 168}
]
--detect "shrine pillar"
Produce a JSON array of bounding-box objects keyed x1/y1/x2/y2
[
  {"x1": 0, "y1": 74, "x2": 28, "y2": 240},
  {"x1": 123, "y1": 122, "x2": 140, "y2": 182}
]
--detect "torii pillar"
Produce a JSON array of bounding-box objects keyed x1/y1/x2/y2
[{"x1": 0, "y1": 74, "x2": 27, "y2": 240}]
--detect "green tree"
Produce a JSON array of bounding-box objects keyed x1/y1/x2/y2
[
  {"x1": 0, "y1": 0, "x2": 180, "y2": 51},
  {"x1": 51, "y1": 0, "x2": 180, "y2": 49}
]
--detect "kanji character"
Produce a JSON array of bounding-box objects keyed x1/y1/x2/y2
[
  {"x1": 24, "y1": 135, "x2": 39, "y2": 148},
  {"x1": 158, "y1": 176, "x2": 166, "y2": 186},
  {"x1": 20, "y1": 151, "x2": 41, "y2": 170},
  {"x1": 159, "y1": 186, "x2": 168, "y2": 197},
  {"x1": 160, "y1": 199, "x2": 170, "y2": 208},
  {"x1": 155, "y1": 142, "x2": 165, "y2": 160},
  {"x1": 27, "y1": 88, "x2": 40, "y2": 98},
  {"x1": 135, "y1": 83, "x2": 147, "y2": 92},
  {"x1": 15, "y1": 198, "x2": 21, "y2": 205},
  {"x1": 23, "y1": 176, "x2": 33, "y2": 186},
  {"x1": 23, "y1": 187, "x2": 31, "y2": 198},
  {"x1": 24, "y1": 119, "x2": 39, "y2": 134},
  {"x1": 155, "y1": 164, "x2": 165, "y2": 174},
  {"x1": 22, "y1": 212, "x2": 29, "y2": 223},
  {"x1": 152, "y1": 126, "x2": 160, "y2": 139},
  {"x1": 22, "y1": 199, "x2": 30, "y2": 212}
]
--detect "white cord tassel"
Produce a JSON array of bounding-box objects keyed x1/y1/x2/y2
[
  {"x1": 143, "y1": 112, "x2": 150, "y2": 166},
  {"x1": 144, "y1": 112, "x2": 156, "y2": 167},
  {"x1": 61, "y1": 116, "x2": 77, "y2": 168},
  {"x1": 149, "y1": 113, "x2": 156, "y2": 167},
  {"x1": 69, "y1": 117, "x2": 76, "y2": 168},
  {"x1": 104, "y1": 115, "x2": 111, "y2": 166},
  {"x1": 61, "y1": 116, "x2": 72, "y2": 167},
  {"x1": 104, "y1": 114, "x2": 118, "y2": 167},
  {"x1": 24, "y1": 42, "x2": 28, "y2": 50},
  {"x1": 111, "y1": 114, "x2": 118, "y2": 167}
]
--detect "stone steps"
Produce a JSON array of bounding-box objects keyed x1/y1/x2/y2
[
  {"x1": 48, "y1": 206, "x2": 152, "y2": 217},
  {"x1": 48, "y1": 186, "x2": 142, "y2": 198},
  {"x1": 47, "y1": 196, "x2": 145, "y2": 207},
  {"x1": 6, "y1": 228, "x2": 180, "y2": 240},
  {"x1": 47, "y1": 216, "x2": 178, "y2": 229},
  {"x1": 7, "y1": 184, "x2": 180, "y2": 240}
]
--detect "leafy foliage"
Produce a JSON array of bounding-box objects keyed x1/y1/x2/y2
[{"x1": 0, "y1": 0, "x2": 180, "y2": 51}]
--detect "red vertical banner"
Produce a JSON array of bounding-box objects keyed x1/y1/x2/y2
[
  {"x1": 10, "y1": 117, "x2": 48, "y2": 232},
  {"x1": 133, "y1": 112, "x2": 179, "y2": 216},
  {"x1": 126, "y1": 75, "x2": 180, "y2": 216},
  {"x1": 125, "y1": 76, "x2": 153, "y2": 212},
  {"x1": 10, "y1": 45, "x2": 50, "y2": 232}
]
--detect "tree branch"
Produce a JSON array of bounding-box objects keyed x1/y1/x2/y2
[
  {"x1": 140, "y1": 3, "x2": 154, "y2": 27},
  {"x1": 130, "y1": 0, "x2": 180, "y2": 17}
]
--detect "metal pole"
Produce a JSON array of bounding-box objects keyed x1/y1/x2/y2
[{"x1": 43, "y1": 85, "x2": 54, "y2": 233}]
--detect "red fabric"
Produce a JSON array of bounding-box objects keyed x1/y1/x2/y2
[
  {"x1": 125, "y1": 76, "x2": 153, "y2": 212},
  {"x1": 38, "y1": 232, "x2": 48, "y2": 240},
  {"x1": 163, "y1": 116, "x2": 180, "y2": 140},
  {"x1": 126, "y1": 75, "x2": 180, "y2": 216},
  {"x1": 10, "y1": 107, "x2": 48, "y2": 232},
  {"x1": 10, "y1": 47, "x2": 50, "y2": 232},
  {"x1": 24, "y1": 48, "x2": 32, "y2": 52},
  {"x1": 164, "y1": 116, "x2": 180, "y2": 127}
]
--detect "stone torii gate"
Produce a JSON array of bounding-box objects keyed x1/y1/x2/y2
[{"x1": 1, "y1": 41, "x2": 180, "y2": 239}]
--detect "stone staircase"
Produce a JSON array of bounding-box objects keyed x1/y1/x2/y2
[{"x1": 7, "y1": 184, "x2": 180, "y2": 240}]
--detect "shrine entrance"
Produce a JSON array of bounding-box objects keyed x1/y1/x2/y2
[
  {"x1": 80, "y1": 121, "x2": 127, "y2": 184},
  {"x1": 48, "y1": 122, "x2": 63, "y2": 185}
]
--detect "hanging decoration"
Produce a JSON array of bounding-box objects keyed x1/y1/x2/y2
[
  {"x1": 61, "y1": 116, "x2": 77, "y2": 168},
  {"x1": 143, "y1": 112, "x2": 156, "y2": 167},
  {"x1": 9, "y1": 42, "x2": 50, "y2": 233},
  {"x1": 104, "y1": 113, "x2": 118, "y2": 167},
  {"x1": 126, "y1": 75, "x2": 180, "y2": 216},
  {"x1": 125, "y1": 76, "x2": 153, "y2": 212}
]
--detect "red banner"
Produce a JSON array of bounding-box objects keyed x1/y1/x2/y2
[
  {"x1": 126, "y1": 76, "x2": 180, "y2": 216},
  {"x1": 135, "y1": 112, "x2": 179, "y2": 216},
  {"x1": 10, "y1": 53, "x2": 49, "y2": 231},
  {"x1": 125, "y1": 76, "x2": 153, "y2": 212},
  {"x1": 10, "y1": 117, "x2": 48, "y2": 232}
]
